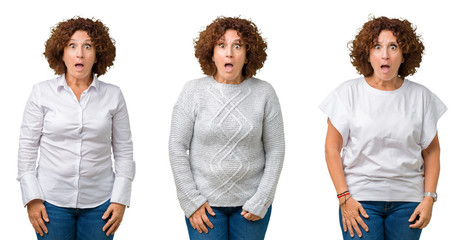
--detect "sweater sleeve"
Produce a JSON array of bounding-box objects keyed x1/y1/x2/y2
[
  {"x1": 169, "y1": 84, "x2": 207, "y2": 218},
  {"x1": 17, "y1": 84, "x2": 45, "y2": 206},
  {"x1": 110, "y1": 89, "x2": 136, "y2": 206},
  {"x1": 242, "y1": 86, "x2": 285, "y2": 218}
]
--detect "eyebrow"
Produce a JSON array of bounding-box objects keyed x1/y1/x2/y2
[{"x1": 69, "y1": 38, "x2": 92, "y2": 42}]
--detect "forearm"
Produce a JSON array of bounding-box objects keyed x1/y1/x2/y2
[
  {"x1": 325, "y1": 120, "x2": 348, "y2": 194},
  {"x1": 422, "y1": 134, "x2": 440, "y2": 193},
  {"x1": 325, "y1": 148, "x2": 349, "y2": 194}
]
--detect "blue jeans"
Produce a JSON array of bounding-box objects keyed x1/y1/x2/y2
[
  {"x1": 186, "y1": 205, "x2": 272, "y2": 240},
  {"x1": 37, "y1": 200, "x2": 113, "y2": 240},
  {"x1": 339, "y1": 201, "x2": 422, "y2": 240}
]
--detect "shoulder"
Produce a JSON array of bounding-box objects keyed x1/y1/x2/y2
[
  {"x1": 178, "y1": 76, "x2": 212, "y2": 98},
  {"x1": 404, "y1": 79, "x2": 434, "y2": 95},
  {"x1": 247, "y1": 77, "x2": 278, "y2": 96},
  {"x1": 333, "y1": 77, "x2": 363, "y2": 93},
  {"x1": 247, "y1": 77, "x2": 274, "y2": 89},
  {"x1": 326, "y1": 77, "x2": 364, "y2": 101},
  {"x1": 182, "y1": 76, "x2": 210, "y2": 90},
  {"x1": 31, "y1": 76, "x2": 62, "y2": 93},
  {"x1": 95, "y1": 79, "x2": 124, "y2": 96}
]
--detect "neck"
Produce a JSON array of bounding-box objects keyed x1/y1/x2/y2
[
  {"x1": 365, "y1": 75, "x2": 403, "y2": 91},
  {"x1": 65, "y1": 73, "x2": 93, "y2": 88},
  {"x1": 213, "y1": 75, "x2": 245, "y2": 85}
]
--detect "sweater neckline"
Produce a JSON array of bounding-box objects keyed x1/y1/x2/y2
[{"x1": 207, "y1": 76, "x2": 251, "y2": 90}]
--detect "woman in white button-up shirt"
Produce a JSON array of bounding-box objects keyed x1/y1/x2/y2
[{"x1": 17, "y1": 17, "x2": 135, "y2": 240}]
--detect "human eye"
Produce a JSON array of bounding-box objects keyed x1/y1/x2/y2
[
  {"x1": 373, "y1": 44, "x2": 381, "y2": 50},
  {"x1": 218, "y1": 43, "x2": 225, "y2": 48},
  {"x1": 390, "y1": 44, "x2": 398, "y2": 50},
  {"x1": 234, "y1": 44, "x2": 241, "y2": 49},
  {"x1": 84, "y1": 44, "x2": 92, "y2": 49},
  {"x1": 68, "y1": 43, "x2": 75, "y2": 48}
]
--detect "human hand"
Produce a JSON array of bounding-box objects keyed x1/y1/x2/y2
[
  {"x1": 26, "y1": 199, "x2": 49, "y2": 237},
  {"x1": 409, "y1": 197, "x2": 434, "y2": 229},
  {"x1": 102, "y1": 203, "x2": 126, "y2": 236},
  {"x1": 189, "y1": 202, "x2": 215, "y2": 234},
  {"x1": 241, "y1": 210, "x2": 261, "y2": 221},
  {"x1": 340, "y1": 197, "x2": 369, "y2": 238}
]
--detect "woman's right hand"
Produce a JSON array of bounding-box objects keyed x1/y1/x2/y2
[
  {"x1": 26, "y1": 199, "x2": 49, "y2": 237},
  {"x1": 189, "y1": 202, "x2": 216, "y2": 234},
  {"x1": 340, "y1": 197, "x2": 369, "y2": 238}
]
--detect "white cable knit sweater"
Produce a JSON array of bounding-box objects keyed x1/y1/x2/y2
[{"x1": 169, "y1": 76, "x2": 285, "y2": 218}]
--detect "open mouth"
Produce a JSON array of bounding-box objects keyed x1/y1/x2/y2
[
  {"x1": 225, "y1": 63, "x2": 234, "y2": 73},
  {"x1": 75, "y1": 63, "x2": 84, "y2": 71},
  {"x1": 381, "y1": 65, "x2": 390, "y2": 72}
]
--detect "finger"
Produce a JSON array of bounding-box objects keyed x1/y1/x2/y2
[
  {"x1": 241, "y1": 210, "x2": 247, "y2": 216},
  {"x1": 103, "y1": 218, "x2": 112, "y2": 232},
  {"x1": 189, "y1": 217, "x2": 196, "y2": 230},
  {"x1": 198, "y1": 220, "x2": 208, "y2": 234},
  {"x1": 346, "y1": 219, "x2": 354, "y2": 237},
  {"x1": 37, "y1": 218, "x2": 48, "y2": 235},
  {"x1": 32, "y1": 220, "x2": 44, "y2": 237},
  {"x1": 201, "y1": 213, "x2": 213, "y2": 230},
  {"x1": 40, "y1": 208, "x2": 49, "y2": 234},
  {"x1": 421, "y1": 219, "x2": 430, "y2": 229},
  {"x1": 191, "y1": 220, "x2": 202, "y2": 233},
  {"x1": 409, "y1": 217, "x2": 422, "y2": 229},
  {"x1": 356, "y1": 215, "x2": 369, "y2": 232},
  {"x1": 358, "y1": 205, "x2": 369, "y2": 219},
  {"x1": 409, "y1": 210, "x2": 419, "y2": 223},
  {"x1": 102, "y1": 207, "x2": 113, "y2": 220},
  {"x1": 342, "y1": 217, "x2": 347, "y2": 232},
  {"x1": 41, "y1": 208, "x2": 50, "y2": 223},
  {"x1": 410, "y1": 220, "x2": 422, "y2": 229},
  {"x1": 351, "y1": 219, "x2": 363, "y2": 238},
  {"x1": 191, "y1": 216, "x2": 203, "y2": 233},
  {"x1": 205, "y1": 204, "x2": 216, "y2": 216},
  {"x1": 106, "y1": 219, "x2": 120, "y2": 236}
]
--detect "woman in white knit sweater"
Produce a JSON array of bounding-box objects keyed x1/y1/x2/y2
[{"x1": 169, "y1": 16, "x2": 285, "y2": 240}]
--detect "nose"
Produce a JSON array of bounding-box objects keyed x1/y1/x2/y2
[
  {"x1": 381, "y1": 47, "x2": 389, "y2": 59},
  {"x1": 225, "y1": 46, "x2": 233, "y2": 58},
  {"x1": 76, "y1": 46, "x2": 83, "y2": 58}
]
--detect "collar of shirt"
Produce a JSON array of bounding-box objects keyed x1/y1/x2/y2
[{"x1": 56, "y1": 74, "x2": 99, "y2": 93}]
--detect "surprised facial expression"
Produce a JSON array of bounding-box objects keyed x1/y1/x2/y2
[
  {"x1": 368, "y1": 30, "x2": 404, "y2": 82},
  {"x1": 62, "y1": 30, "x2": 96, "y2": 81},
  {"x1": 212, "y1": 29, "x2": 247, "y2": 84}
]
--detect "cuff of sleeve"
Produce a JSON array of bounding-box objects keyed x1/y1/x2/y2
[
  {"x1": 184, "y1": 195, "x2": 208, "y2": 218},
  {"x1": 20, "y1": 174, "x2": 44, "y2": 207},
  {"x1": 110, "y1": 177, "x2": 133, "y2": 207},
  {"x1": 242, "y1": 200, "x2": 270, "y2": 219}
]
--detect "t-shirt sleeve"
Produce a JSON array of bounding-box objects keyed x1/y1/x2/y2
[
  {"x1": 419, "y1": 92, "x2": 447, "y2": 149},
  {"x1": 319, "y1": 91, "x2": 350, "y2": 146}
]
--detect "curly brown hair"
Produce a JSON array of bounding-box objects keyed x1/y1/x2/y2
[
  {"x1": 349, "y1": 16, "x2": 424, "y2": 78},
  {"x1": 194, "y1": 16, "x2": 267, "y2": 79},
  {"x1": 44, "y1": 17, "x2": 115, "y2": 76}
]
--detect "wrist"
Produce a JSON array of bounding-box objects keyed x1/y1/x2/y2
[{"x1": 424, "y1": 192, "x2": 437, "y2": 202}]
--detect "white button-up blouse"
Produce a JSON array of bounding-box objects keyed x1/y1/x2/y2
[{"x1": 17, "y1": 75, "x2": 135, "y2": 208}]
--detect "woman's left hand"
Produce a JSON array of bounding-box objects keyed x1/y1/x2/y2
[
  {"x1": 409, "y1": 197, "x2": 434, "y2": 229},
  {"x1": 241, "y1": 210, "x2": 261, "y2": 221},
  {"x1": 102, "y1": 203, "x2": 126, "y2": 236}
]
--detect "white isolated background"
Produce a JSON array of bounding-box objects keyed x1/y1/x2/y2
[{"x1": 1, "y1": 0, "x2": 462, "y2": 239}]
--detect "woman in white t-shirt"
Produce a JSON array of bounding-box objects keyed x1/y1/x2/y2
[{"x1": 320, "y1": 16, "x2": 446, "y2": 240}]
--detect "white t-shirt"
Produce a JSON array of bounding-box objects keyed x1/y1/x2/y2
[{"x1": 320, "y1": 77, "x2": 446, "y2": 202}]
